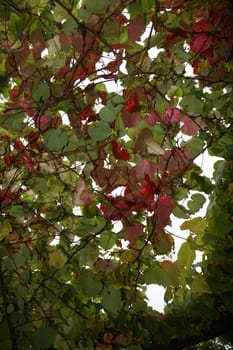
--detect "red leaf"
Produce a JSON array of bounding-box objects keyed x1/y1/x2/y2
[
  {"x1": 35, "y1": 115, "x2": 53, "y2": 131},
  {"x1": 156, "y1": 195, "x2": 174, "y2": 226},
  {"x1": 112, "y1": 142, "x2": 130, "y2": 161},
  {"x1": 55, "y1": 66, "x2": 70, "y2": 78},
  {"x1": 181, "y1": 115, "x2": 201, "y2": 136},
  {"x1": 123, "y1": 222, "x2": 144, "y2": 244},
  {"x1": 59, "y1": 31, "x2": 73, "y2": 46},
  {"x1": 125, "y1": 93, "x2": 139, "y2": 113},
  {"x1": 4, "y1": 155, "x2": 15, "y2": 164},
  {"x1": 112, "y1": 141, "x2": 121, "y2": 157},
  {"x1": 118, "y1": 149, "x2": 130, "y2": 161},
  {"x1": 194, "y1": 20, "x2": 213, "y2": 32},
  {"x1": 73, "y1": 179, "x2": 93, "y2": 206},
  {"x1": 145, "y1": 111, "x2": 160, "y2": 126},
  {"x1": 133, "y1": 159, "x2": 157, "y2": 180},
  {"x1": 15, "y1": 140, "x2": 25, "y2": 150},
  {"x1": 162, "y1": 107, "x2": 180, "y2": 125},
  {"x1": 1, "y1": 135, "x2": 11, "y2": 141},
  {"x1": 128, "y1": 14, "x2": 146, "y2": 42},
  {"x1": 22, "y1": 153, "x2": 36, "y2": 173},
  {"x1": 0, "y1": 189, "x2": 19, "y2": 206},
  {"x1": 9, "y1": 86, "x2": 20, "y2": 100},
  {"x1": 157, "y1": 148, "x2": 194, "y2": 175},
  {"x1": 190, "y1": 34, "x2": 212, "y2": 53},
  {"x1": 121, "y1": 109, "x2": 140, "y2": 127}
]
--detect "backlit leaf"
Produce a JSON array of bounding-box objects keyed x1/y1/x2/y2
[
  {"x1": 177, "y1": 242, "x2": 195, "y2": 269},
  {"x1": 180, "y1": 217, "x2": 207, "y2": 234},
  {"x1": 101, "y1": 286, "x2": 122, "y2": 315},
  {"x1": 0, "y1": 220, "x2": 12, "y2": 239}
]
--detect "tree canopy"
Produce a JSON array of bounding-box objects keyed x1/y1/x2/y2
[{"x1": 0, "y1": 0, "x2": 233, "y2": 349}]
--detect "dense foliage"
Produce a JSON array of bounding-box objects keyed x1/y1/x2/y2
[{"x1": 0, "y1": 0, "x2": 233, "y2": 349}]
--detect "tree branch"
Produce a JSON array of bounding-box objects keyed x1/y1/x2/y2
[
  {"x1": 0, "y1": 261, "x2": 19, "y2": 350},
  {"x1": 144, "y1": 313, "x2": 233, "y2": 350}
]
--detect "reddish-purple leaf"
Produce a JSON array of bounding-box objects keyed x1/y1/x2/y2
[
  {"x1": 123, "y1": 222, "x2": 144, "y2": 244},
  {"x1": 190, "y1": 34, "x2": 212, "y2": 53},
  {"x1": 162, "y1": 107, "x2": 180, "y2": 124},
  {"x1": 156, "y1": 195, "x2": 174, "y2": 226},
  {"x1": 128, "y1": 14, "x2": 146, "y2": 42}
]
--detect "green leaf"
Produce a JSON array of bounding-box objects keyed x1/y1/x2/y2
[
  {"x1": 177, "y1": 242, "x2": 195, "y2": 269},
  {"x1": 79, "y1": 270, "x2": 102, "y2": 297},
  {"x1": 173, "y1": 204, "x2": 189, "y2": 219},
  {"x1": 101, "y1": 285, "x2": 122, "y2": 315},
  {"x1": 187, "y1": 193, "x2": 206, "y2": 214},
  {"x1": 62, "y1": 19, "x2": 77, "y2": 35},
  {"x1": 84, "y1": 0, "x2": 110, "y2": 14},
  {"x1": 77, "y1": 216, "x2": 106, "y2": 236},
  {"x1": 13, "y1": 252, "x2": 26, "y2": 268},
  {"x1": 99, "y1": 106, "x2": 116, "y2": 123},
  {"x1": 98, "y1": 230, "x2": 117, "y2": 250},
  {"x1": 32, "y1": 82, "x2": 50, "y2": 102},
  {"x1": 9, "y1": 205, "x2": 28, "y2": 218},
  {"x1": 180, "y1": 217, "x2": 207, "y2": 234},
  {"x1": 144, "y1": 264, "x2": 166, "y2": 286},
  {"x1": 191, "y1": 276, "x2": 211, "y2": 294},
  {"x1": 164, "y1": 12, "x2": 179, "y2": 29},
  {"x1": 33, "y1": 326, "x2": 56, "y2": 349},
  {"x1": 180, "y1": 94, "x2": 204, "y2": 114},
  {"x1": 184, "y1": 137, "x2": 204, "y2": 157},
  {"x1": 173, "y1": 43, "x2": 193, "y2": 60},
  {"x1": 209, "y1": 132, "x2": 233, "y2": 158},
  {"x1": 7, "y1": 304, "x2": 14, "y2": 314},
  {"x1": 27, "y1": 177, "x2": 48, "y2": 194},
  {"x1": 88, "y1": 121, "x2": 111, "y2": 141},
  {"x1": 49, "y1": 249, "x2": 67, "y2": 268},
  {"x1": 0, "y1": 220, "x2": 12, "y2": 239},
  {"x1": 43, "y1": 128, "x2": 68, "y2": 152},
  {"x1": 0, "y1": 112, "x2": 25, "y2": 131}
]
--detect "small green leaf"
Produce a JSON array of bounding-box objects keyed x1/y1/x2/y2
[
  {"x1": 49, "y1": 249, "x2": 67, "y2": 268},
  {"x1": 13, "y1": 252, "x2": 26, "y2": 268},
  {"x1": 32, "y1": 82, "x2": 50, "y2": 102},
  {"x1": 88, "y1": 121, "x2": 111, "y2": 141},
  {"x1": 62, "y1": 19, "x2": 77, "y2": 35},
  {"x1": 184, "y1": 137, "x2": 205, "y2": 157},
  {"x1": 177, "y1": 242, "x2": 195, "y2": 269},
  {"x1": 173, "y1": 204, "x2": 189, "y2": 219},
  {"x1": 27, "y1": 177, "x2": 48, "y2": 194},
  {"x1": 181, "y1": 94, "x2": 204, "y2": 114},
  {"x1": 7, "y1": 304, "x2": 14, "y2": 314},
  {"x1": 79, "y1": 270, "x2": 102, "y2": 297},
  {"x1": 33, "y1": 326, "x2": 56, "y2": 349},
  {"x1": 144, "y1": 265, "x2": 166, "y2": 286},
  {"x1": 0, "y1": 112, "x2": 25, "y2": 131},
  {"x1": 0, "y1": 220, "x2": 12, "y2": 239},
  {"x1": 101, "y1": 285, "x2": 122, "y2": 315},
  {"x1": 84, "y1": 0, "x2": 110, "y2": 14},
  {"x1": 99, "y1": 106, "x2": 116, "y2": 123},
  {"x1": 180, "y1": 217, "x2": 207, "y2": 234},
  {"x1": 98, "y1": 230, "x2": 116, "y2": 250},
  {"x1": 191, "y1": 276, "x2": 211, "y2": 294},
  {"x1": 187, "y1": 193, "x2": 206, "y2": 214},
  {"x1": 173, "y1": 43, "x2": 193, "y2": 60},
  {"x1": 43, "y1": 129, "x2": 68, "y2": 152}
]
